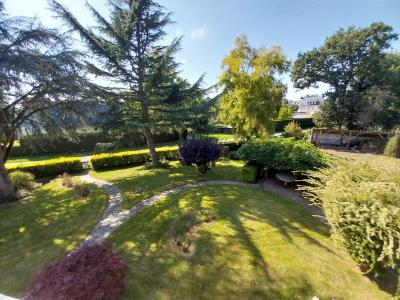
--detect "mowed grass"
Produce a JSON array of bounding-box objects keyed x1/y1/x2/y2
[
  {"x1": 91, "y1": 159, "x2": 245, "y2": 210},
  {"x1": 0, "y1": 179, "x2": 108, "y2": 297},
  {"x1": 109, "y1": 185, "x2": 391, "y2": 300}
]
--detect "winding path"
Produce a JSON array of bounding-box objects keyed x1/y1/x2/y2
[
  {"x1": 0, "y1": 173, "x2": 326, "y2": 300},
  {"x1": 78, "y1": 174, "x2": 326, "y2": 248}
]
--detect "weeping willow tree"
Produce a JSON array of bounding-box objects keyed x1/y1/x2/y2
[
  {"x1": 0, "y1": 1, "x2": 94, "y2": 202},
  {"x1": 51, "y1": 0, "x2": 209, "y2": 165}
]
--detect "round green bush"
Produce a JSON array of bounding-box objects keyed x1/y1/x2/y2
[
  {"x1": 9, "y1": 171, "x2": 34, "y2": 190},
  {"x1": 237, "y1": 138, "x2": 327, "y2": 172}
]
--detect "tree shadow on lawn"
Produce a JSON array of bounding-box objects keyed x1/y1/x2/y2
[
  {"x1": 0, "y1": 181, "x2": 108, "y2": 297},
  {"x1": 110, "y1": 185, "x2": 355, "y2": 299},
  {"x1": 93, "y1": 160, "x2": 243, "y2": 209}
]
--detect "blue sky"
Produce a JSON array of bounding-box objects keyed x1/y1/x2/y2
[{"x1": 5, "y1": 0, "x2": 400, "y2": 99}]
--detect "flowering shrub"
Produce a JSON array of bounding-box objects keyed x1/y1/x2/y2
[
  {"x1": 26, "y1": 243, "x2": 127, "y2": 300},
  {"x1": 179, "y1": 137, "x2": 221, "y2": 174}
]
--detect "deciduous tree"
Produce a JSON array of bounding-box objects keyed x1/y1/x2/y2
[
  {"x1": 292, "y1": 22, "x2": 398, "y2": 129},
  {"x1": 218, "y1": 35, "x2": 288, "y2": 138}
]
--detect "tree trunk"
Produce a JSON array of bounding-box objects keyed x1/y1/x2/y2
[
  {"x1": 143, "y1": 127, "x2": 159, "y2": 166},
  {"x1": 0, "y1": 153, "x2": 18, "y2": 203},
  {"x1": 178, "y1": 127, "x2": 188, "y2": 145}
]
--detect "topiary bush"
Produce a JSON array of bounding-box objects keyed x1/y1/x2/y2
[
  {"x1": 242, "y1": 163, "x2": 261, "y2": 183},
  {"x1": 283, "y1": 121, "x2": 304, "y2": 140},
  {"x1": 7, "y1": 157, "x2": 83, "y2": 178},
  {"x1": 237, "y1": 138, "x2": 327, "y2": 173},
  {"x1": 384, "y1": 134, "x2": 400, "y2": 158},
  {"x1": 179, "y1": 137, "x2": 221, "y2": 174},
  {"x1": 26, "y1": 243, "x2": 127, "y2": 300},
  {"x1": 300, "y1": 160, "x2": 400, "y2": 279}
]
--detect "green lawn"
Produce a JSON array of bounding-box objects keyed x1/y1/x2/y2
[
  {"x1": 109, "y1": 185, "x2": 391, "y2": 300},
  {"x1": 207, "y1": 133, "x2": 236, "y2": 140},
  {"x1": 0, "y1": 179, "x2": 108, "y2": 297},
  {"x1": 91, "y1": 159, "x2": 245, "y2": 210}
]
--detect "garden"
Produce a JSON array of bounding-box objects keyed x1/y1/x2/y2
[{"x1": 1, "y1": 0, "x2": 400, "y2": 299}]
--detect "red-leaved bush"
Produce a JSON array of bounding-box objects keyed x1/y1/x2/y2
[{"x1": 25, "y1": 243, "x2": 127, "y2": 300}]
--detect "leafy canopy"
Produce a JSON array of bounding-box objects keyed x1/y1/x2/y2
[
  {"x1": 218, "y1": 35, "x2": 288, "y2": 138},
  {"x1": 292, "y1": 22, "x2": 398, "y2": 129}
]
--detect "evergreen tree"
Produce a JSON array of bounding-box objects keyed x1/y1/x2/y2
[
  {"x1": 0, "y1": 1, "x2": 93, "y2": 202},
  {"x1": 51, "y1": 0, "x2": 208, "y2": 165}
]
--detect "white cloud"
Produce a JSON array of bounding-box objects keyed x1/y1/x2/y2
[{"x1": 190, "y1": 25, "x2": 206, "y2": 40}]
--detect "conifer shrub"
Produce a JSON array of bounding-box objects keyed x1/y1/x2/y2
[
  {"x1": 384, "y1": 134, "x2": 400, "y2": 158},
  {"x1": 237, "y1": 138, "x2": 327, "y2": 173},
  {"x1": 179, "y1": 137, "x2": 221, "y2": 174},
  {"x1": 26, "y1": 244, "x2": 127, "y2": 300},
  {"x1": 300, "y1": 160, "x2": 400, "y2": 278}
]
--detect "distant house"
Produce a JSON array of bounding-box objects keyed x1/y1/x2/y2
[{"x1": 292, "y1": 95, "x2": 324, "y2": 119}]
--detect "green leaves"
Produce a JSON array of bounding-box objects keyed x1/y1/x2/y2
[
  {"x1": 218, "y1": 35, "x2": 289, "y2": 138},
  {"x1": 291, "y1": 22, "x2": 398, "y2": 129}
]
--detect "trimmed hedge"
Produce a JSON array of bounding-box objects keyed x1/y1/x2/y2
[
  {"x1": 275, "y1": 118, "x2": 315, "y2": 132},
  {"x1": 7, "y1": 157, "x2": 83, "y2": 178},
  {"x1": 90, "y1": 146, "x2": 179, "y2": 170},
  {"x1": 242, "y1": 163, "x2": 261, "y2": 183},
  {"x1": 219, "y1": 140, "x2": 243, "y2": 152},
  {"x1": 11, "y1": 131, "x2": 179, "y2": 157},
  {"x1": 237, "y1": 138, "x2": 327, "y2": 173}
]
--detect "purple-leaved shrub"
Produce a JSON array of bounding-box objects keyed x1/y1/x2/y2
[
  {"x1": 26, "y1": 243, "x2": 127, "y2": 300},
  {"x1": 179, "y1": 137, "x2": 221, "y2": 174}
]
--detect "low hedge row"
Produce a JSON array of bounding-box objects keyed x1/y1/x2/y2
[
  {"x1": 7, "y1": 157, "x2": 83, "y2": 178},
  {"x1": 275, "y1": 118, "x2": 315, "y2": 132},
  {"x1": 90, "y1": 146, "x2": 179, "y2": 170},
  {"x1": 237, "y1": 137, "x2": 327, "y2": 173}
]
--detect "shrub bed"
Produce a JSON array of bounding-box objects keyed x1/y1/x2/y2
[
  {"x1": 26, "y1": 243, "x2": 127, "y2": 300},
  {"x1": 7, "y1": 157, "x2": 83, "y2": 178},
  {"x1": 237, "y1": 138, "x2": 327, "y2": 173},
  {"x1": 90, "y1": 146, "x2": 179, "y2": 170},
  {"x1": 300, "y1": 160, "x2": 400, "y2": 281}
]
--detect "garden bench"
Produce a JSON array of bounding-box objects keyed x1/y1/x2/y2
[{"x1": 275, "y1": 172, "x2": 296, "y2": 186}]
